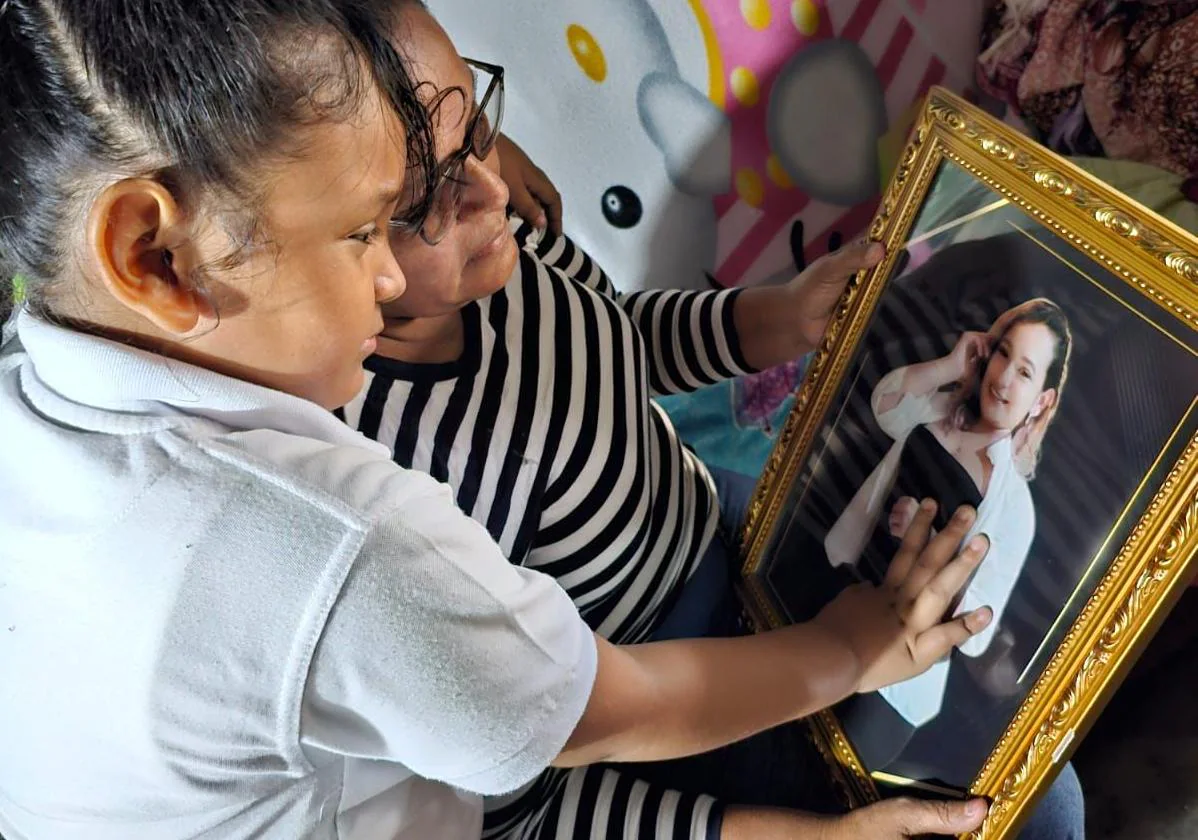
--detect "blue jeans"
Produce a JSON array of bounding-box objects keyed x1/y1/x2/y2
[
  {"x1": 649, "y1": 467, "x2": 1085, "y2": 839},
  {"x1": 651, "y1": 467, "x2": 757, "y2": 643}
]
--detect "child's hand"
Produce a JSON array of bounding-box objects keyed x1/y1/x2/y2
[
  {"x1": 814, "y1": 500, "x2": 993, "y2": 694},
  {"x1": 888, "y1": 495, "x2": 920, "y2": 539},
  {"x1": 495, "y1": 133, "x2": 562, "y2": 236}
]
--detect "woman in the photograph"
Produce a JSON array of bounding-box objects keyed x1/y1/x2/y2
[{"x1": 828, "y1": 297, "x2": 1074, "y2": 773}]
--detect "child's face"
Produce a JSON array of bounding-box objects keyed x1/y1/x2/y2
[
  {"x1": 78, "y1": 88, "x2": 412, "y2": 409},
  {"x1": 161, "y1": 93, "x2": 410, "y2": 409}
]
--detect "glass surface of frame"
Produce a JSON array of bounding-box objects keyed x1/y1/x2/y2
[{"x1": 739, "y1": 89, "x2": 1198, "y2": 840}]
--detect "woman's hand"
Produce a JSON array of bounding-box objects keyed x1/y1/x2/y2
[
  {"x1": 787, "y1": 239, "x2": 886, "y2": 352},
  {"x1": 495, "y1": 133, "x2": 562, "y2": 236},
  {"x1": 813, "y1": 500, "x2": 993, "y2": 694},
  {"x1": 831, "y1": 797, "x2": 989, "y2": 839},
  {"x1": 949, "y1": 330, "x2": 992, "y2": 383},
  {"x1": 733, "y1": 240, "x2": 885, "y2": 371}
]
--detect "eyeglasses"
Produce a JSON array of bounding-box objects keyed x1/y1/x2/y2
[{"x1": 394, "y1": 58, "x2": 505, "y2": 246}]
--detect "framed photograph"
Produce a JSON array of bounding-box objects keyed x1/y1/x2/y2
[{"x1": 738, "y1": 88, "x2": 1198, "y2": 839}]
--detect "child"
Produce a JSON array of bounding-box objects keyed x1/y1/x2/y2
[{"x1": 0, "y1": 2, "x2": 991, "y2": 838}]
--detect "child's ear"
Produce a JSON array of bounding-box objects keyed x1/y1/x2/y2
[{"x1": 87, "y1": 178, "x2": 211, "y2": 334}]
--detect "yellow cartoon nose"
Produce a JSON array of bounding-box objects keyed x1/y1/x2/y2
[{"x1": 567, "y1": 24, "x2": 607, "y2": 83}]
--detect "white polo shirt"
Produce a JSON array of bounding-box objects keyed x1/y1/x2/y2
[{"x1": 0, "y1": 310, "x2": 598, "y2": 839}]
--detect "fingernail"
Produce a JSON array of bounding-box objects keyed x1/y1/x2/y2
[
  {"x1": 921, "y1": 498, "x2": 936, "y2": 512},
  {"x1": 955, "y1": 507, "x2": 974, "y2": 523},
  {"x1": 867, "y1": 242, "x2": 885, "y2": 259},
  {"x1": 966, "y1": 799, "x2": 987, "y2": 818},
  {"x1": 970, "y1": 535, "x2": 990, "y2": 553},
  {"x1": 973, "y1": 607, "x2": 993, "y2": 628}
]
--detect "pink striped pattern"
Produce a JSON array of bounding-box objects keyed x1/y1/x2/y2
[{"x1": 705, "y1": 0, "x2": 953, "y2": 287}]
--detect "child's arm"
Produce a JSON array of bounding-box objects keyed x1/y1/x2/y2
[{"x1": 555, "y1": 501, "x2": 992, "y2": 767}]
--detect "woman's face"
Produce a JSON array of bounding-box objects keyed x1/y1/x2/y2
[
  {"x1": 380, "y1": 6, "x2": 517, "y2": 322},
  {"x1": 978, "y1": 321, "x2": 1059, "y2": 432}
]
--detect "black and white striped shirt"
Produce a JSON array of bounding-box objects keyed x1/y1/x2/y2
[{"x1": 344, "y1": 219, "x2": 752, "y2": 643}]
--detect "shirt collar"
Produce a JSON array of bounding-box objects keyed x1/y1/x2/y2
[
  {"x1": 981, "y1": 434, "x2": 1019, "y2": 499},
  {"x1": 985, "y1": 434, "x2": 1014, "y2": 462},
  {"x1": 15, "y1": 308, "x2": 387, "y2": 454}
]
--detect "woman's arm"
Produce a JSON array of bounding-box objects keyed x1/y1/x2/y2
[
  {"x1": 529, "y1": 230, "x2": 882, "y2": 396},
  {"x1": 519, "y1": 219, "x2": 756, "y2": 395},
  {"x1": 617, "y1": 241, "x2": 879, "y2": 396}
]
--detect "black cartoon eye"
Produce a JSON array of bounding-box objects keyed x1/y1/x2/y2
[{"x1": 601, "y1": 186, "x2": 643, "y2": 229}]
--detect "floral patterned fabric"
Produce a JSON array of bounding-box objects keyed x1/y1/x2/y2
[{"x1": 978, "y1": 0, "x2": 1198, "y2": 183}]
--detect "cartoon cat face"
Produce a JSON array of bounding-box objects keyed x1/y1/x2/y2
[{"x1": 427, "y1": 0, "x2": 726, "y2": 290}]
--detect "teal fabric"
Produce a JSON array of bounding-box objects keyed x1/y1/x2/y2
[{"x1": 657, "y1": 352, "x2": 811, "y2": 478}]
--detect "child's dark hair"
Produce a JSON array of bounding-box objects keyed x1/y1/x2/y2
[{"x1": 0, "y1": 0, "x2": 438, "y2": 323}]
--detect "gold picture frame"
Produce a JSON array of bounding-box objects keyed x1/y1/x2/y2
[{"x1": 738, "y1": 87, "x2": 1198, "y2": 840}]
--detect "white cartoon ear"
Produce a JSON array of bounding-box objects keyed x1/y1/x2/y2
[
  {"x1": 767, "y1": 40, "x2": 887, "y2": 206},
  {"x1": 637, "y1": 72, "x2": 731, "y2": 197}
]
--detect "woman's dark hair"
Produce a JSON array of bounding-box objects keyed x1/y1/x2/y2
[{"x1": 0, "y1": 0, "x2": 439, "y2": 322}]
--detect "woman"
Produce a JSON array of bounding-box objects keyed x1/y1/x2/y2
[
  {"x1": 343, "y1": 3, "x2": 1085, "y2": 837},
  {"x1": 350, "y1": 6, "x2": 884, "y2": 648},
  {"x1": 830, "y1": 298, "x2": 1073, "y2": 776},
  {"x1": 0, "y1": 1, "x2": 994, "y2": 839}
]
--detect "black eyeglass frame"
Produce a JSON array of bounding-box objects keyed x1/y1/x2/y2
[{"x1": 395, "y1": 58, "x2": 505, "y2": 246}]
